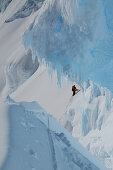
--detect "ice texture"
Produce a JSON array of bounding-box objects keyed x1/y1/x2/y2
[{"x1": 23, "y1": 0, "x2": 113, "y2": 91}]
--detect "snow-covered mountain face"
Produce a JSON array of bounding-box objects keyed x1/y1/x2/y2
[
  {"x1": 0, "y1": 0, "x2": 113, "y2": 169},
  {"x1": 22, "y1": 1, "x2": 113, "y2": 167},
  {"x1": 4, "y1": 49, "x2": 39, "y2": 95}
]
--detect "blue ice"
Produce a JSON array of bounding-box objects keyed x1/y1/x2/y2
[{"x1": 23, "y1": 0, "x2": 113, "y2": 92}]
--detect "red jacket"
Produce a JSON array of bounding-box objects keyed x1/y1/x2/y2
[{"x1": 72, "y1": 85, "x2": 77, "y2": 91}]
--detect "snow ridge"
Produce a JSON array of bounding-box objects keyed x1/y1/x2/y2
[{"x1": 1, "y1": 100, "x2": 106, "y2": 170}]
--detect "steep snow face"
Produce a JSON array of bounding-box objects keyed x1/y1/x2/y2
[
  {"x1": 60, "y1": 81, "x2": 113, "y2": 169},
  {"x1": 3, "y1": 49, "x2": 39, "y2": 96},
  {"x1": 0, "y1": 0, "x2": 112, "y2": 169},
  {"x1": 23, "y1": 0, "x2": 113, "y2": 91},
  {"x1": 10, "y1": 71, "x2": 113, "y2": 169},
  {"x1": 0, "y1": 0, "x2": 39, "y2": 95},
  {"x1": 1, "y1": 100, "x2": 106, "y2": 170}
]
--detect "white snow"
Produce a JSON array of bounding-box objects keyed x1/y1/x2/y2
[
  {"x1": 64, "y1": 81, "x2": 113, "y2": 169},
  {"x1": 0, "y1": 0, "x2": 40, "y2": 167},
  {"x1": 0, "y1": 0, "x2": 38, "y2": 95},
  {"x1": 0, "y1": 0, "x2": 112, "y2": 169},
  {"x1": 11, "y1": 67, "x2": 73, "y2": 118},
  {"x1": 1, "y1": 100, "x2": 106, "y2": 170}
]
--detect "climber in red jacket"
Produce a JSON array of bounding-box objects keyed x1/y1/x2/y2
[{"x1": 72, "y1": 85, "x2": 78, "y2": 96}]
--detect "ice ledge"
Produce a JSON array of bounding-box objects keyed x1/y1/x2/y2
[{"x1": 1, "y1": 99, "x2": 106, "y2": 170}]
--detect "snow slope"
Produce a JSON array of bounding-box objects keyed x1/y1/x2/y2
[
  {"x1": 11, "y1": 68, "x2": 113, "y2": 169},
  {"x1": 1, "y1": 99, "x2": 106, "y2": 170},
  {"x1": 0, "y1": 0, "x2": 41, "y2": 95},
  {"x1": 11, "y1": 67, "x2": 73, "y2": 118},
  {"x1": 0, "y1": 0, "x2": 113, "y2": 169}
]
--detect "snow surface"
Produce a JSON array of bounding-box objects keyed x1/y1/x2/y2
[
  {"x1": 62, "y1": 81, "x2": 113, "y2": 169},
  {"x1": 11, "y1": 67, "x2": 73, "y2": 118},
  {"x1": 1, "y1": 99, "x2": 106, "y2": 170},
  {"x1": 0, "y1": 0, "x2": 113, "y2": 169}
]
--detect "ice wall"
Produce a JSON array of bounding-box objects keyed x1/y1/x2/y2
[
  {"x1": 23, "y1": 0, "x2": 113, "y2": 91},
  {"x1": 60, "y1": 80, "x2": 113, "y2": 169}
]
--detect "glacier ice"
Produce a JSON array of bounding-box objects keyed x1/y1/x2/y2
[
  {"x1": 0, "y1": 0, "x2": 113, "y2": 169},
  {"x1": 23, "y1": 0, "x2": 113, "y2": 91},
  {"x1": 60, "y1": 80, "x2": 113, "y2": 169}
]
